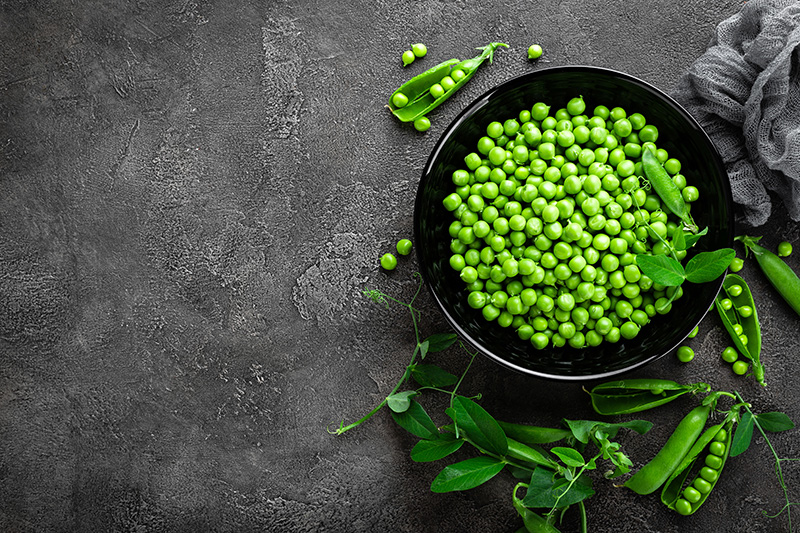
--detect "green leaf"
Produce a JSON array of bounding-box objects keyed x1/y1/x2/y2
[
  {"x1": 449, "y1": 396, "x2": 508, "y2": 455},
  {"x1": 418, "y1": 340, "x2": 430, "y2": 360},
  {"x1": 410, "y1": 434, "x2": 464, "y2": 462},
  {"x1": 730, "y1": 411, "x2": 754, "y2": 457},
  {"x1": 551, "y1": 447, "x2": 585, "y2": 468},
  {"x1": 430, "y1": 456, "x2": 505, "y2": 493},
  {"x1": 386, "y1": 390, "x2": 416, "y2": 413},
  {"x1": 635, "y1": 254, "x2": 686, "y2": 286},
  {"x1": 391, "y1": 399, "x2": 439, "y2": 439},
  {"x1": 756, "y1": 411, "x2": 795, "y2": 433},
  {"x1": 522, "y1": 467, "x2": 594, "y2": 509},
  {"x1": 684, "y1": 248, "x2": 736, "y2": 283},
  {"x1": 411, "y1": 364, "x2": 459, "y2": 388},
  {"x1": 683, "y1": 227, "x2": 708, "y2": 249},
  {"x1": 424, "y1": 332, "x2": 458, "y2": 352}
]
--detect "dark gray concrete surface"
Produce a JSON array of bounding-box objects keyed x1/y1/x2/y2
[{"x1": 2, "y1": 0, "x2": 799, "y2": 532}]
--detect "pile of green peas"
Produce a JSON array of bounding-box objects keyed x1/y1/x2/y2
[{"x1": 442, "y1": 96, "x2": 699, "y2": 350}]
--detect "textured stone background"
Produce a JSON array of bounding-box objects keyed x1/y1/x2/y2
[{"x1": 2, "y1": 0, "x2": 800, "y2": 532}]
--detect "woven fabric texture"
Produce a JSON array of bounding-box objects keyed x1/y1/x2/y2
[{"x1": 673, "y1": 0, "x2": 800, "y2": 226}]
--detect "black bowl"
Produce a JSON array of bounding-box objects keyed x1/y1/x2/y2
[{"x1": 414, "y1": 66, "x2": 734, "y2": 381}]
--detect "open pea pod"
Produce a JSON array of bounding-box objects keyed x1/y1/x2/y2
[
  {"x1": 661, "y1": 416, "x2": 733, "y2": 515},
  {"x1": 715, "y1": 273, "x2": 765, "y2": 386},
  {"x1": 387, "y1": 42, "x2": 508, "y2": 123},
  {"x1": 587, "y1": 379, "x2": 710, "y2": 415}
]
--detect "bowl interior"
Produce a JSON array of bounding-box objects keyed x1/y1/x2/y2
[{"x1": 414, "y1": 66, "x2": 733, "y2": 380}]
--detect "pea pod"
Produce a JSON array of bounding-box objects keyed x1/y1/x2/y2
[
  {"x1": 715, "y1": 273, "x2": 765, "y2": 386},
  {"x1": 498, "y1": 420, "x2": 571, "y2": 445},
  {"x1": 624, "y1": 404, "x2": 712, "y2": 495},
  {"x1": 387, "y1": 42, "x2": 508, "y2": 123},
  {"x1": 736, "y1": 235, "x2": 800, "y2": 317},
  {"x1": 587, "y1": 379, "x2": 710, "y2": 415},
  {"x1": 506, "y1": 437, "x2": 559, "y2": 470},
  {"x1": 642, "y1": 146, "x2": 697, "y2": 232},
  {"x1": 661, "y1": 416, "x2": 733, "y2": 515}
]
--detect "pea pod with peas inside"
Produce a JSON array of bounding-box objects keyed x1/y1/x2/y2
[
  {"x1": 587, "y1": 379, "x2": 710, "y2": 416},
  {"x1": 660, "y1": 414, "x2": 734, "y2": 515},
  {"x1": 715, "y1": 273, "x2": 765, "y2": 386},
  {"x1": 388, "y1": 42, "x2": 508, "y2": 123},
  {"x1": 736, "y1": 235, "x2": 800, "y2": 318}
]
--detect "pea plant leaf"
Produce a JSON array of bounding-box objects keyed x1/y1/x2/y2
[
  {"x1": 684, "y1": 248, "x2": 736, "y2": 283},
  {"x1": 730, "y1": 410, "x2": 755, "y2": 457},
  {"x1": 417, "y1": 339, "x2": 430, "y2": 360},
  {"x1": 430, "y1": 456, "x2": 505, "y2": 493},
  {"x1": 635, "y1": 254, "x2": 686, "y2": 286},
  {"x1": 682, "y1": 226, "x2": 708, "y2": 249},
  {"x1": 564, "y1": 419, "x2": 652, "y2": 444},
  {"x1": 756, "y1": 411, "x2": 795, "y2": 433},
  {"x1": 522, "y1": 466, "x2": 595, "y2": 509},
  {"x1": 448, "y1": 396, "x2": 508, "y2": 456},
  {"x1": 411, "y1": 364, "x2": 459, "y2": 388},
  {"x1": 386, "y1": 390, "x2": 417, "y2": 413},
  {"x1": 391, "y1": 399, "x2": 439, "y2": 440},
  {"x1": 551, "y1": 447, "x2": 585, "y2": 468},
  {"x1": 410, "y1": 434, "x2": 464, "y2": 462},
  {"x1": 424, "y1": 333, "x2": 458, "y2": 353}
]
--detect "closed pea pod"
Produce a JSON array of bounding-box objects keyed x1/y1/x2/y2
[
  {"x1": 661, "y1": 416, "x2": 733, "y2": 515},
  {"x1": 715, "y1": 273, "x2": 764, "y2": 386},
  {"x1": 641, "y1": 146, "x2": 697, "y2": 233},
  {"x1": 736, "y1": 235, "x2": 800, "y2": 317},
  {"x1": 624, "y1": 404, "x2": 712, "y2": 495},
  {"x1": 388, "y1": 43, "x2": 508, "y2": 123}
]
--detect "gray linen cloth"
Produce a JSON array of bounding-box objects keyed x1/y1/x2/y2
[{"x1": 672, "y1": 0, "x2": 800, "y2": 226}]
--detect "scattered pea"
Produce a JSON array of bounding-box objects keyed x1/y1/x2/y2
[
  {"x1": 380, "y1": 253, "x2": 398, "y2": 271},
  {"x1": 687, "y1": 325, "x2": 699, "y2": 338},
  {"x1": 527, "y1": 44, "x2": 543, "y2": 59},
  {"x1": 778, "y1": 241, "x2": 793, "y2": 257},
  {"x1": 402, "y1": 50, "x2": 415, "y2": 67},
  {"x1": 411, "y1": 43, "x2": 427, "y2": 58},
  {"x1": 676, "y1": 346, "x2": 695, "y2": 363},
  {"x1": 729, "y1": 257, "x2": 744, "y2": 272},
  {"x1": 414, "y1": 116, "x2": 431, "y2": 132},
  {"x1": 732, "y1": 360, "x2": 749, "y2": 375},
  {"x1": 396, "y1": 239, "x2": 413, "y2": 256},
  {"x1": 721, "y1": 346, "x2": 738, "y2": 363}
]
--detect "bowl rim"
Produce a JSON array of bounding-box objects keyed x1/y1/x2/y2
[{"x1": 414, "y1": 65, "x2": 734, "y2": 381}]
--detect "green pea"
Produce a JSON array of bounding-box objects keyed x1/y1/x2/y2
[
  {"x1": 396, "y1": 239, "x2": 413, "y2": 256},
  {"x1": 414, "y1": 116, "x2": 431, "y2": 132},
  {"x1": 693, "y1": 477, "x2": 712, "y2": 494},
  {"x1": 709, "y1": 441, "x2": 726, "y2": 456},
  {"x1": 675, "y1": 498, "x2": 693, "y2": 516},
  {"x1": 677, "y1": 346, "x2": 694, "y2": 363},
  {"x1": 778, "y1": 241, "x2": 793, "y2": 257},
  {"x1": 730, "y1": 257, "x2": 744, "y2": 272},
  {"x1": 380, "y1": 253, "x2": 398, "y2": 270},
  {"x1": 527, "y1": 44, "x2": 543, "y2": 59},
  {"x1": 705, "y1": 454, "x2": 723, "y2": 470},
  {"x1": 392, "y1": 92, "x2": 409, "y2": 108},
  {"x1": 411, "y1": 42, "x2": 427, "y2": 58},
  {"x1": 732, "y1": 360, "x2": 749, "y2": 375},
  {"x1": 721, "y1": 346, "x2": 738, "y2": 363},
  {"x1": 683, "y1": 486, "x2": 702, "y2": 504},
  {"x1": 620, "y1": 321, "x2": 640, "y2": 339}
]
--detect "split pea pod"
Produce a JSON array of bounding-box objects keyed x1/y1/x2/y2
[
  {"x1": 736, "y1": 235, "x2": 800, "y2": 317},
  {"x1": 642, "y1": 146, "x2": 697, "y2": 232},
  {"x1": 661, "y1": 418, "x2": 732, "y2": 515},
  {"x1": 624, "y1": 404, "x2": 712, "y2": 495},
  {"x1": 587, "y1": 379, "x2": 710, "y2": 415},
  {"x1": 715, "y1": 273, "x2": 765, "y2": 386},
  {"x1": 388, "y1": 42, "x2": 508, "y2": 123}
]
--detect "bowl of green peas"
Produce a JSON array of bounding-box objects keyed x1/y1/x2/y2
[{"x1": 414, "y1": 65, "x2": 734, "y2": 380}]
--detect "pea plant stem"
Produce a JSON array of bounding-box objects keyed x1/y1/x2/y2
[{"x1": 735, "y1": 391, "x2": 796, "y2": 530}]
